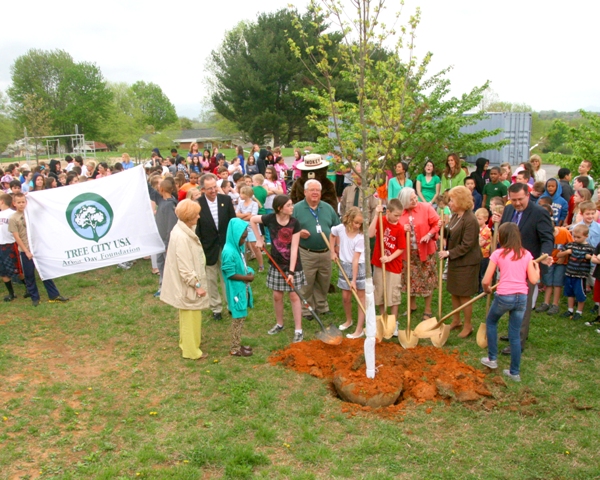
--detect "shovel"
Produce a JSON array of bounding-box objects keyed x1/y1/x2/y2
[
  {"x1": 377, "y1": 206, "x2": 397, "y2": 340},
  {"x1": 398, "y1": 230, "x2": 419, "y2": 349},
  {"x1": 434, "y1": 222, "x2": 451, "y2": 346},
  {"x1": 261, "y1": 246, "x2": 343, "y2": 346},
  {"x1": 419, "y1": 254, "x2": 548, "y2": 347},
  {"x1": 320, "y1": 232, "x2": 366, "y2": 317},
  {"x1": 477, "y1": 223, "x2": 499, "y2": 349}
]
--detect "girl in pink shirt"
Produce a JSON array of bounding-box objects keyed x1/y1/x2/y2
[{"x1": 480, "y1": 223, "x2": 540, "y2": 381}]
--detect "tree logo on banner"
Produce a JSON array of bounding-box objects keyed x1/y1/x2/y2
[{"x1": 65, "y1": 193, "x2": 114, "y2": 243}]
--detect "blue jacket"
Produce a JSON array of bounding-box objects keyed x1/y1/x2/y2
[
  {"x1": 540, "y1": 178, "x2": 568, "y2": 225},
  {"x1": 221, "y1": 218, "x2": 254, "y2": 318}
]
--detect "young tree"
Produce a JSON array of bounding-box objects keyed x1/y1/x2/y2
[
  {"x1": 290, "y1": 1, "x2": 506, "y2": 371},
  {"x1": 290, "y1": 0, "x2": 504, "y2": 254},
  {"x1": 21, "y1": 93, "x2": 51, "y2": 165}
]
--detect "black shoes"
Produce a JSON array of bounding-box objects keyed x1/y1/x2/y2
[
  {"x1": 213, "y1": 312, "x2": 223, "y2": 321},
  {"x1": 3, "y1": 294, "x2": 15, "y2": 302},
  {"x1": 501, "y1": 344, "x2": 524, "y2": 355}
]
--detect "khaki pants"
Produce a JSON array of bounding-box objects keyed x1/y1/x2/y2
[
  {"x1": 299, "y1": 249, "x2": 332, "y2": 315},
  {"x1": 179, "y1": 309, "x2": 202, "y2": 359},
  {"x1": 206, "y1": 257, "x2": 227, "y2": 314}
]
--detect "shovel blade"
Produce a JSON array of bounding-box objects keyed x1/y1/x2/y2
[
  {"x1": 476, "y1": 323, "x2": 488, "y2": 349},
  {"x1": 375, "y1": 315, "x2": 384, "y2": 342},
  {"x1": 382, "y1": 314, "x2": 397, "y2": 340},
  {"x1": 414, "y1": 317, "x2": 439, "y2": 338},
  {"x1": 316, "y1": 325, "x2": 343, "y2": 345},
  {"x1": 398, "y1": 329, "x2": 419, "y2": 349},
  {"x1": 430, "y1": 324, "x2": 451, "y2": 348}
]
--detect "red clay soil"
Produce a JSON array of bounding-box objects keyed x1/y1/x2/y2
[{"x1": 269, "y1": 339, "x2": 492, "y2": 412}]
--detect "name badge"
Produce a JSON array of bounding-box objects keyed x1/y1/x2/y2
[{"x1": 316, "y1": 225, "x2": 322, "y2": 234}]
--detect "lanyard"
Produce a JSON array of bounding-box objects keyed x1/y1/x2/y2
[{"x1": 308, "y1": 206, "x2": 320, "y2": 227}]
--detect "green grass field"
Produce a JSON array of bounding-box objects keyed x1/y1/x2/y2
[{"x1": 1, "y1": 258, "x2": 599, "y2": 479}]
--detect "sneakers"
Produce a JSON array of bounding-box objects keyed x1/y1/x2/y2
[
  {"x1": 153, "y1": 289, "x2": 161, "y2": 298},
  {"x1": 572, "y1": 312, "x2": 582, "y2": 321},
  {"x1": 584, "y1": 316, "x2": 600, "y2": 327},
  {"x1": 293, "y1": 331, "x2": 304, "y2": 343},
  {"x1": 48, "y1": 296, "x2": 69, "y2": 303},
  {"x1": 117, "y1": 262, "x2": 132, "y2": 270},
  {"x1": 592, "y1": 304, "x2": 599, "y2": 314},
  {"x1": 503, "y1": 369, "x2": 521, "y2": 382},
  {"x1": 561, "y1": 310, "x2": 573, "y2": 318},
  {"x1": 212, "y1": 312, "x2": 223, "y2": 321},
  {"x1": 480, "y1": 357, "x2": 498, "y2": 369},
  {"x1": 268, "y1": 324, "x2": 284, "y2": 335},
  {"x1": 258, "y1": 266, "x2": 264, "y2": 273},
  {"x1": 547, "y1": 305, "x2": 560, "y2": 315},
  {"x1": 535, "y1": 303, "x2": 549, "y2": 313}
]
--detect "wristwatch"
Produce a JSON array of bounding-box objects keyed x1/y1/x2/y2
[{"x1": 288, "y1": 271, "x2": 295, "y2": 275}]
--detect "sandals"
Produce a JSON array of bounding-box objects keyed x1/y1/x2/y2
[{"x1": 422, "y1": 313, "x2": 433, "y2": 320}]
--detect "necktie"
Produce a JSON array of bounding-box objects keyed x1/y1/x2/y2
[
  {"x1": 353, "y1": 187, "x2": 360, "y2": 207},
  {"x1": 512, "y1": 211, "x2": 522, "y2": 225}
]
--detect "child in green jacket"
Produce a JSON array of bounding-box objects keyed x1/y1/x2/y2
[{"x1": 222, "y1": 218, "x2": 255, "y2": 357}]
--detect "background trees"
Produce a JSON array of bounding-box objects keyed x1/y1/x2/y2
[
  {"x1": 208, "y1": 8, "x2": 349, "y2": 145},
  {"x1": 8, "y1": 49, "x2": 112, "y2": 142}
]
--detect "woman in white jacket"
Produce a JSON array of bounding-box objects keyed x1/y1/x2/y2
[{"x1": 160, "y1": 199, "x2": 210, "y2": 360}]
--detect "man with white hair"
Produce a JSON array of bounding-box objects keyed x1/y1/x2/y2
[{"x1": 293, "y1": 179, "x2": 340, "y2": 317}]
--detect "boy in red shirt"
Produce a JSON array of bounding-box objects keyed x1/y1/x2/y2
[{"x1": 368, "y1": 198, "x2": 406, "y2": 320}]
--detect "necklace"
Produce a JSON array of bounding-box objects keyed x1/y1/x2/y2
[{"x1": 447, "y1": 213, "x2": 464, "y2": 231}]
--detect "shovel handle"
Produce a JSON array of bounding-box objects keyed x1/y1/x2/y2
[
  {"x1": 320, "y1": 232, "x2": 366, "y2": 315},
  {"x1": 430, "y1": 253, "x2": 548, "y2": 330},
  {"x1": 405, "y1": 229, "x2": 411, "y2": 333},
  {"x1": 260, "y1": 246, "x2": 326, "y2": 331},
  {"x1": 438, "y1": 221, "x2": 444, "y2": 320},
  {"x1": 378, "y1": 204, "x2": 388, "y2": 314}
]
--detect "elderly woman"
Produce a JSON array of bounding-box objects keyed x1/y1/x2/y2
[
  {"x1": 438, "y1": 186, "x2": 482, "y2": 338},
  {"x1": 398, "y1": 188, "x2": 440, "y2": 318},
  {"x1": 160, "y1": 199, "x2": 210, "y2": 360}
]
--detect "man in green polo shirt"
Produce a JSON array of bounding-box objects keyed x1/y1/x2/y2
[{"x1": 293, "y1": 179, "x2": 340, "y2": 317}]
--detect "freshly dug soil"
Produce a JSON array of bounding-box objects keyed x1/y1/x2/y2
[{"x1": 269, "y1": 339, "x2": 492, "y2": 411}]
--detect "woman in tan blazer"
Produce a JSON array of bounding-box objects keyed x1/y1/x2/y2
[{"x1": 160, "y1": 200, "x2": 210, "y2": 359}]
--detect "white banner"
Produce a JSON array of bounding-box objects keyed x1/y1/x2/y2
[{"x1": 26, "y1": 166, "x2": 165, "y2": 280}]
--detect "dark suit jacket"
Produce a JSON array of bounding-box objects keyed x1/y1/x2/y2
[
  {"x1": 447, "y1": 209, "x2": 482, "y2": 267},
  {"x1": 196, "y1": 194, "x2": 236, "y2": 266},
  {"x1": 500, "y1": 200, "x2": 554, "y2": 258}
]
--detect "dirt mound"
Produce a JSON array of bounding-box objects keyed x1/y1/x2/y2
[{"x1": 269, "y1": 339, "x2": 492, "y2": 412}]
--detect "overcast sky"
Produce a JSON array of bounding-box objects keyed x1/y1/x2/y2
[{"x1": 2, "y1": 0, "x2": 598, "y2": 119}]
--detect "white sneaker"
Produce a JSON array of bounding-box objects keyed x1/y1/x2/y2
[
  {"x1": 480, "y1": 357, "x2": 498, "y2": 369},
  {"x1": 503, "y1": 369, "x2": 521, "y2": 382},
  {"x1": 293, "y1": 331, "x2": 303, "y2": 343}
]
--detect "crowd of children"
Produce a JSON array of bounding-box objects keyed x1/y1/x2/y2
[{"x1": 3, "y1": 150, "x2": 600, "y2": 377}]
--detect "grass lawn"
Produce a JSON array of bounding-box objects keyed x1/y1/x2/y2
[{"x1": 1, "y1": 258, "x2": 599, "y2": 479}]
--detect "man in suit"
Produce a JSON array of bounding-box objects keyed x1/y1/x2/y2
[
  {"x1": 196, "y1": 173, "x2": 236, "y2": 320},
  {"x1": 492, "y1": 182, "x2": 554, "y2": 355}
]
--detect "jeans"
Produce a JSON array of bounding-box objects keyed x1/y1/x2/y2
[
  {"x1": 20, "y1": 252, "x2": 59, "y2": 301},
  {"x1": 486, "y1": 293, "x2": 527, "y2": 375}
]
